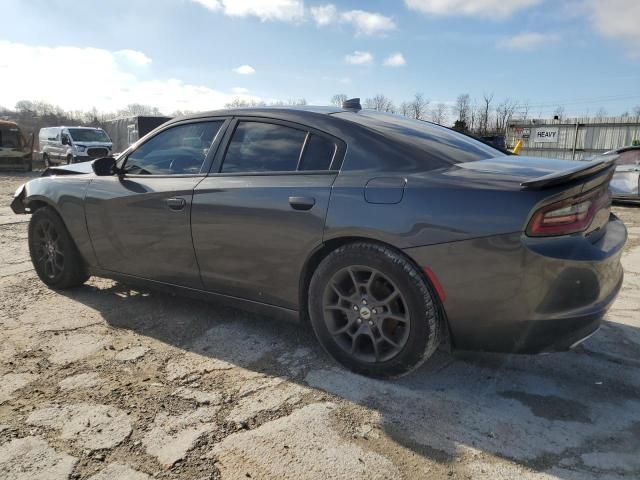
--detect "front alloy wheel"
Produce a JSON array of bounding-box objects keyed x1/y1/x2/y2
[{"x1": 28, "y1": 207, "x2": 89, "y2": 289}]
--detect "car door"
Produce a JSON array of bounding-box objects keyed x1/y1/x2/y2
[
  {"x1": 192, "y1": 118, "x2": 345, "y2": 309},
  {"x1": 85, "y1": 119, "x2": 228, "y2": 287}
]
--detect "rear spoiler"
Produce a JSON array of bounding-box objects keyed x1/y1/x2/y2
[{"x1": 521, "y1": 156, "x2": 617, "y2": 189}]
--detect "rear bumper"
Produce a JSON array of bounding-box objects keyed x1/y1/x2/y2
[{"x1": 404, "y1": 214, "x2": 626, "y2": 354}]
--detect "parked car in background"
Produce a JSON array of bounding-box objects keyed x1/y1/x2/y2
[
  {"x1": 601, "y1": 146, "x2": 640, "y2": 204},
  {"x1": 39, "y1": 126, "x2": 112, "y2": 166},
  {"x1": 0, "y1": 120, "x2": 33, "y2": 171},
  {"x1": 12, "y1": 101, "x2": 626, "y2": 377}
]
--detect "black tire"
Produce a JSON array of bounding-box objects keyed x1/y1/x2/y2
[
  {"x1": 43, "y1": 153, "x2": 51, "y2": 168},
  {"x1": 308, "y1": 242, "x2": 441, "y2": 378},
  {"x1": 66, "y1": 155, "x2": 73, "y2": 165},
  {"x1": 28, "y1": 207, "x2": 89, "y2": 289}
]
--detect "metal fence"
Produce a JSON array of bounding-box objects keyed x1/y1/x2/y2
[{"x1": 506, "y1": 116, "x2": 640, "y2": 160}]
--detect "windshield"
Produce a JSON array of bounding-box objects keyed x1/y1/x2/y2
[
  {"x1": 0, "y1": 126, "x2": 24, "y2": 149},
  {"x1": 68, "y1": 128, "x2": 110, "y2": 143},
  {"x1": 336, "y1": 110, "x2": 504, "y2": 165}
]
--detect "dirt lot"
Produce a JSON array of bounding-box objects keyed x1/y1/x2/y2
[{"x1": 0, "y1": 171, "x2": 639, "y2": 480}]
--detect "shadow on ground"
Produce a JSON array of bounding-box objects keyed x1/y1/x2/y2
[{"x1": 60, "y1": 280, "x2": 640, "y2": 478}]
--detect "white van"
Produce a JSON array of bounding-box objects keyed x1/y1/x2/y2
[{"x1": 39, "y1": 126, "x2": 113, "y2": 166}]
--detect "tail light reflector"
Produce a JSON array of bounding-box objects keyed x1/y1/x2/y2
[{"x1": 526, "y1": 187, "x2": 611, "y2": 237}]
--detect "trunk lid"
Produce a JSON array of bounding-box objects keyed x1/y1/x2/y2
[{"x1": 455, "y1": 155, "x2": 616, "y2": 189}]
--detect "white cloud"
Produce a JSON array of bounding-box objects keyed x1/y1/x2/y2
[
  {"x1": 345, "y1": 51, "x2": 374, "y2": 65},
  {"x1": 191, "y1": 0, "x2": 222, "y2": 11},
  {"x1": 404, "y1": 0, "x2": 542, "y2": 19},
  {"x1": 310, "y1": 4, "x2": 338, "y2": 25},
  {"x1": 231, "y1": 87, "x2": 250, "y2": 94},
  {"x1": 192, "y1": 0, "x2": 304, "y2": 22},
  {"x1": 340, "y1": 10, "x2": 396, "y2": 36},
  {"x1": 233, "y1": 64, "x2": 256, "y2": 74},
  {"x1": 587, "y1": 0, "x2": 640, "y2": 57},
  {"x1": 383, "y1": 52, "x2": 406, "y2": 67},
  {"x1": 114, "y1": 49, "x2": 152, "y2": 66},
  {"x1": 311, "y1": 4, "x2": 395, "y2": 36},
  {"x1": 498, "y1": 32, "x2": 559, "y2": 50},
  {"x1": 0, "y1": 41, "x2": 261, "y2": 113}
]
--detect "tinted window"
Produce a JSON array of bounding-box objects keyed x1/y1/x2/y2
[
  {"x1": 68, "y1": 128, "x2": 110, "y2": 142},
  {"x1": 335, "y1": 110, "x2": 503, "y2": 167},
  {"x1": 299, "y1": 134, "x2": 336, "y2": 171},
  {"x1": 222, "y1": 122, "x2": 306, "y2": 173},
  {"x1": 124, "y1": 121, "x2": 222, "y2": 175}
]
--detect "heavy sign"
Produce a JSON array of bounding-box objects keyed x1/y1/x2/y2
[{"x1": 534, "y1": 127, "x2": 559, "y2": 143}]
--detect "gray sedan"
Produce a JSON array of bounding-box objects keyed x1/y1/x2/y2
[{"x1": 10, "y1": 100, "x2": 627, "y2": 377}]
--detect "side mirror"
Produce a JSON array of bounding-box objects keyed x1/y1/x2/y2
[
  {"x1": 61, "y1": 136, "x2": 69, "y2": 145},
  {"x1": 92, "y1": 156, "x2": 117, "y2": 176}
]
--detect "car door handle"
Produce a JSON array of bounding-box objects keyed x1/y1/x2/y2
[
  {"x1": 166, "y1": 197, "x2": 186, "y2": 211},
  {"x1": 289, "y1": 196, "x2": 315, "y2": 211}
]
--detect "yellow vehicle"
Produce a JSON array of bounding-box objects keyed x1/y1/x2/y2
[{"x1": 0, "y1": 120, "x2": 33, "y2": 171}]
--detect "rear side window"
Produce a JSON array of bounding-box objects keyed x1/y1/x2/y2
[
  {"x1": 222, "y1": 121, "x2": 306, "y2": 173},
  {"x1": 299, "y1": 134, "x2": 336, "y2": 171}
]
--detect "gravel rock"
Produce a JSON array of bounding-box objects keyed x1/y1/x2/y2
[
  {"x1": 58, "y1": 372, "x2": 103, "y2": 391},
  {"x1": 0, "y1": 436, "x2": 77, "y2": 480},
  {"x1": 87, "y1": 462, "x2": 151, "y2": 480},
  {"x1": 115, "y1": 346, "x2": 149, "y2": 362},
  {"x1": 27, "y1": 403, "x2": 132, "y2": 450},
  {"x1": 0, "y1": 373, "x2": 36, "y2": 404},
  {"x1": 211, "y1": 403, "x2": 400, "y2": 480},
  {"x1": 143, "y1": 406, "x2": 219, "y2": 466}
]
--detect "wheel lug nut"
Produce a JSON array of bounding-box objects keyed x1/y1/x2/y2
[
  {"x1": 372, "y1": 308, "x2": 377, "y2": 314},
  {"x1": 357, "y1": 318, "x2": 362, "y2": 324},
  {"x1": 368, "y1": 320, "x2": 373, "y2": 326},
  {"x1": 362, "y1": 299, "x2": 367, "y2": 305},
  {"x1": 353, "y1": 305, "x2": 358, "y2": 311}
]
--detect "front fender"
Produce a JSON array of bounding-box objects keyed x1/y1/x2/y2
[{"x1": 11, "y1": 176, "x2": 98, "y2": 267}]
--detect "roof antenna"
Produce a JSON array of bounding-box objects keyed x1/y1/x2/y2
[{"x1": 342, "y1": 98, "x2": 361, "y2": 112}]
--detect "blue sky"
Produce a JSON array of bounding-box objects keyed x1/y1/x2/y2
[{"x1": 1, "y1": 0, "x2": 639, "y2": 119}]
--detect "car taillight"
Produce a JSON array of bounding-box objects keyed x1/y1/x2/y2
[{"x1": 526, "y1": 187, "x2": 611, "y2": 237}]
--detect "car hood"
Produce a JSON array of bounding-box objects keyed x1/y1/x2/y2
[{"x1": 43, "y1": 161, "x2": 96, "y2": 176}]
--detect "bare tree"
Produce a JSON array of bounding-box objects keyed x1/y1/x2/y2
[
  {"x1": 118, "y1": 103, "x2": 162, "y2": 116},
  {"x1": 430, "y1": 103, "x2": 448, "y2": 125},
  {"x1": 479, "y1": 92, "x2": 494, "y2": 135},
  {"x1": 554, "y1": 105, "x2": 565, "y2": 121},
  {"x1": 364, "y1": 94, "x2": 395, "y2": 113},
  {"x1": 407, "y1": 93, "x2": 428, "y2": 120},
  {"x1": 399, "y1": 101, "x2": 411, "y2": 117},
  {"x1": 469, "y1": 98, "x2": 478, "y2": 132},
  {"x1": 633, "y1": 105, "x2": 640, "y2": 116},
  {"x1": 519, "y1": 100, "x2": 530, "y2": 121},
  {"x1": 452, "y1": 94, "x2": 471, "y2": 125},
  {"x1": 330, "y1": 94, "x2": 348, "y2": 107},
  {"x1": 595, "y1": 107, "x2": 607, "y2": 117},
  {"x1": 495, "y1": 98, "x2": 518, "y2": 132}
]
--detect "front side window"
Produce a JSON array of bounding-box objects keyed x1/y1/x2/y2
[
  {"x1": 222, "y1": 121, "x2": 307, "y2": 173},
  {"x1": 124, "y1": 121, "x2": 223, "y2": 175}
]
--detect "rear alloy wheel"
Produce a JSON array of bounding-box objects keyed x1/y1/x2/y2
[
  {"x1": 309, "y1": 242, "x2": 441, "y2": 378},
  {"x1": 28, "y1": 207, "x2": 89, "y2": 289}
]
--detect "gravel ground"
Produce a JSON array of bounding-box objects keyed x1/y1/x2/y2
[{"x1": 0, "y1": 171, "x2": 639, "y2": 480}]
